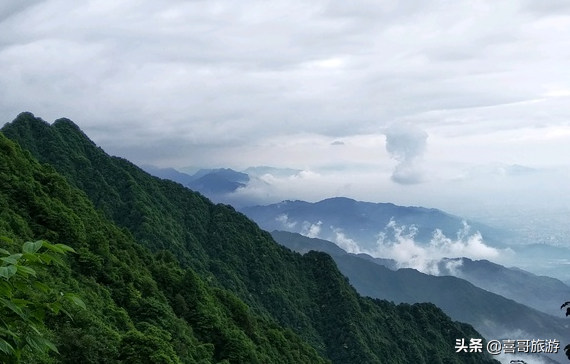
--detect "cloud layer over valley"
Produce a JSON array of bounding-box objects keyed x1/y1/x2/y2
[{"x1": 304, "y1": 219, "x2": 513, "y2": 275}]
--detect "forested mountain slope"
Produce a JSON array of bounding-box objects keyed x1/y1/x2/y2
[
  {"x1": 0, "y1": 129, "x2": 330, "y2": 363},
  {"x1": 1, "y1": 112, "x2": 499, "y2": 363},
  {"x1": 272, "y1": 231, "x2": 569, "y2": 344}
]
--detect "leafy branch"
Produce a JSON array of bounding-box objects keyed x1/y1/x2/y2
[{"x1": 0, "y1": 237, "x2": 85, "y2": 363}]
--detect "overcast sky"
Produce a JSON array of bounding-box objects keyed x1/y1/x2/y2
[{"x1": 2, "y1": 0, "x2": 570, "y2": 218}]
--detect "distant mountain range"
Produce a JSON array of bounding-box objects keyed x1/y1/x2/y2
[
  {"x1": 437, "y1": 257, "x2": 570, "y2": 317},
  {"x1": 272, "y1": 231, "x2": 570, "y2": 363},
  {"x1": 505, "y1": 243, "x2": 570, "y2": 282},
  {"x1": 143, "y1": 165, "x2": 570, "y2": 282},
  {"x1": 242, "y1": 197, "x2": 514, "y2": 250},
  {"x1": 271, "y1": 231, "x2": 570, "y2": 318},
  {"x1": 2, "y1": 111, "x2": 506, "y2": 364},
  {"x1": 142, "y1": 165, "x2": 249, "y2": 196},
  {"x1": 140, "y1": 164, "x2": 195, "y2": 185},
  {"x1": 186, "y1": 169, "x2": 249, "y2": 195}
]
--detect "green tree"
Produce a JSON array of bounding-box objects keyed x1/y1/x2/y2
[
  {"x1": 118, "y1": 323, "x2": 182, "y2": 364},
  {"x1": 0, "y1": 238, "x2": 85, "y2": 363}
]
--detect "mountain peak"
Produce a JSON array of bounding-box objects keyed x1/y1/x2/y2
[
  {"x1": 16, "y1": 111, "x2": 40, "y2": 120},
  {"x1": 1, "y1": 112, "x2": 502, "y2": 364},
  {"x1": 53, "y1": 117, "x2": 82, "y2": 130},
  {"x1": 6, "y1": 113, "x2": 87, "y2": 139},
  {"x1": 5, "y1": 111, "x2": 49, "y2": 128}
]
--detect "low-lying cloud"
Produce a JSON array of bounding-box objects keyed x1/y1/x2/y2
[
  {"x1": 332, "y1": 228, "x2": 361, "y2": 253},
  {"x1": 374, "y1": 220, "x2": 505, "y2": 274},
  {"x1": 301, "y1": 221, "x2": 322, "y2": 238},
  {"x1": 275, "y1": 213, "x2": 297, "y2": 229},
  {"x1": 319, "y1": 219, "x2": 511, "y2": 275}
]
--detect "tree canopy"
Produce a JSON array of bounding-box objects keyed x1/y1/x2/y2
[
  {"x1": 0, "y1": 113, "x2": 501, "y2": 363},
  {"x1": 0, "y1": 238, "x2": 84, "y2": 363}
]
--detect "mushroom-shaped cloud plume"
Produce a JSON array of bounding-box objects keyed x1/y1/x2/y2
[{"x1": 384, "y1": 123, "x2": 428, "y2": 185}]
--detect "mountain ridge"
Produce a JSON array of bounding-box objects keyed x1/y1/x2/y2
[
  {"x1": 271, "y1": 231, "x2": 569, "y2": 363},
  {"x1": 1, "y1": 112, "x2": 500, "y2": 363},
  {"x1": 241, "y1": 196, "x2": 513, "y2": 252},
  {"x1": 0, "y1": 130, "x2": 334, "y2": 364}
]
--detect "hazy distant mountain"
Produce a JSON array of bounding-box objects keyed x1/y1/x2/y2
[
  {"x1": 352, "y1": 253, "x2": 399, "y2": 270},
  {"x1": 185, "y1": 168, "x2": 249, "y2": 198},
  {"x1": 140, "y1": 164, "x2": 194, "y2": 185},
  {"x1": 504, "y1": 243, "x2": 570, "y2": 283},
  {"x1": 271, "y1": 230, "x2": 348, "y2": 256},
  {"x1": 243, "y1": 197, "x2": 512, "y2": 250},
  {"x1": 187, "y1": 172, "x2": 246, "y2": 194},
  {"x1": 189, "y1": 168, "x2": 250, "y2": 183},
  {"x1": 332, "y1": 254, "x2": 568, "y2": 363},
  {"x1": 271, "y1": 230, "x2": 398, "y2": 269},
  {"x1": 140, "y1": 165, "x2": 273, "y2": 207},
  {"x1": 3, "y1": 112, "x2": 502, "y2": 364},
  {"x1": 272, "y1": 231, "x2": 568, "y2": 363},
  {"x1": 438, "y1": 257, "x2": 570, "y2": 317},
  {"x1": 272, "y1": 229, "x2": 570, "y2": 318},
  {"x1": 141, "y1": 165, "x2": 250, "y2": 196}
]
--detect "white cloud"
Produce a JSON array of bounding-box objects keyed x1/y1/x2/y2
[
  {"x1": 332, "y1": 228, "x2": 361, "y2": 254},
  {"x1": 384, "y1": 122, "x2": 429, "y2": 185},
  {"x1": 301, "y1": 221, "x2": 322, "y2": 239},
  {"x1": 3, "y1": 0, "x2": 570, "y2": 217},
  {"x1": 325, "y1": 219, "x2": 512, "y2": 275},
  {"x1": 276, "y1": 213, "x2": 297, "y2": 229},
  {"x1": 443, "y1": 258, "x2": 463, "y2": 276},
  {"x1": 374, "y1": 220, "x2": 514, "y2": 275},
  {"x1": 290, "y1": 169, "x2": 321, "y2": 180}
]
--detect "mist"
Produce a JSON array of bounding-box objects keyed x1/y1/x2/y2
[{"x1": 310, "y1": 219, "x2": 513, "y2": 275}]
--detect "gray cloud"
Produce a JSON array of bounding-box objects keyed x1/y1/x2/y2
[
  {"x1": 385, "y1": 123, "x2": 428, "y2": 184},
  {"x1": 1, "y1": 0, "x2": 570, "y2": 215},
  {"x1": 520, "y1": 0, "x2": 570, "y2": 16},
  {"x1": 1, "y1": 0, "x2": 564, "y2": 148},
  {"x1": 0, "y1": 1, "x2": 41, "y2": 23}
]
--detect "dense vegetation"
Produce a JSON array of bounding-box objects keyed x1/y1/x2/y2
[
  {"x1": 0, "y1": 238, "x2": 84, "y2": 363},
  {"x1": 0, "y1": 130, "x2": 328, "y2": 363},
  {"x1": 272, "y1": 231, "x2": 569, "y2": 343},
  {"x1": 1, "y1": 112, "x2": 500, "y2": 363}
]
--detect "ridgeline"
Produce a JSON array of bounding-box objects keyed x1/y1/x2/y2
[{"x1": 0, "y1": 112, "x2": 499, "y2": 363}]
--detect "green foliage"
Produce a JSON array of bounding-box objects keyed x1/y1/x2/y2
[
  {"x1": 1, "y1": 113, "x2": 501, "y2": 364},
  {"x1": 0, "y1": 126, "x2": 329, "y2": 363},
  {"x1": 118, "y1": 324, "x2": 182, "y2": 364},
  {"x1": 0, "y1": 238, "x2": 84, "y2": 363}
]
